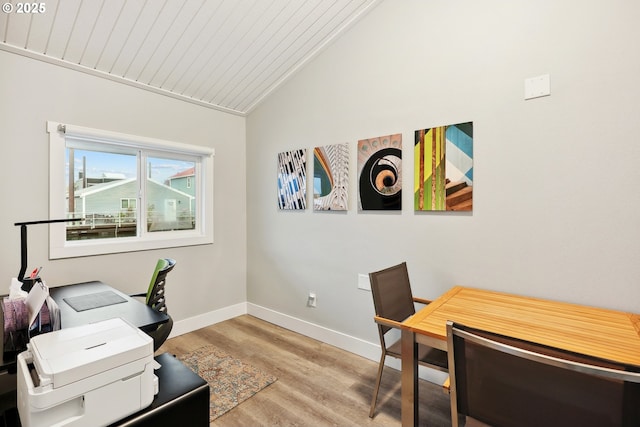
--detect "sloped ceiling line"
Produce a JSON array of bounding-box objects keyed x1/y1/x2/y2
[{"x1": 0, "y1": 0, "x2": 380, "y2": 116}]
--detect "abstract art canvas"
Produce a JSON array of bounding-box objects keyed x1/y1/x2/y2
[
  {"x1": 357, "y1": 134, "x2": 402, "y2": 211},
  {"x1": 414, "y1": 122, "x2": 473, "y2": 211},
  {"x1": 313, "y1": 143, "x2": 349, "y2": 211},
  {"x1": 277, "y1": 149, "x2": 307, "y2": 210}
]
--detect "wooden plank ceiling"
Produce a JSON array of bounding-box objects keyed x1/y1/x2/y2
[{"x1": 0, "y1": 0, "x2": 379, "y2": 115}]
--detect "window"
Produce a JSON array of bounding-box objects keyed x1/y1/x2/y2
[
  {"x1": 121, "y1": 198, "x2": 137, "y2": 210},
  {"x1": 48, "y1": 121, "x2": 214, "y2": 258}
]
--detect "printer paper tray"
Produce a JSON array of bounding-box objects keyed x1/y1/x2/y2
[{"x1": 17, "y1": 351, "x2": 158, "y2": 427}]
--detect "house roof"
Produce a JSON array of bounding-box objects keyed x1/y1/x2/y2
[
  {"x1": 74, "y1": 177, "x2": 136, "y2": 197},
  {"x1": 169, "y1": 167, "x2": 195, "y2": 179},
  {"x1": 73, "y1": 177, "x2": 194, "y2": 199}
]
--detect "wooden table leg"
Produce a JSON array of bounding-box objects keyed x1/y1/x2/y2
[{"x1": 401, "y1": 328, "x2": 418, "y2": 427}]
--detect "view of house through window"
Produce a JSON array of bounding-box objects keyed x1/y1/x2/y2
[
  {"x1": 147, "y1": 156, "x2": 196, "y2": 233},
  {"x1": 49, "y1": 121, "x2": 214, "y2": 259},
  {"x1": 65, "y1": 149, "x2": 196, "y2": 240}
]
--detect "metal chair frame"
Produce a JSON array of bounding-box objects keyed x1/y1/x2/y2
[
  {"x1": 447, "y1": 320, "x2": 640, "y2": 427},
  {"x1": 368, "y1": 262, "x2": 448, "y2": 418}
]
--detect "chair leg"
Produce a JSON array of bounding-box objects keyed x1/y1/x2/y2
[
  {"x1": 369, "y1": 353, "x2": 387, "y2": 418},
  {"x1": 450, "y1": 387, "x2": 459, "y2": 427}
]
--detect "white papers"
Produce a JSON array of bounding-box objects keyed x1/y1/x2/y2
[
  {"x1": 25, "y1": 281, "x2": 49, "y2": 328},
  {"x1": 9, "y1": 277, "x2": 27, "y2": 299},
  {"x1": 46, "y1": 296, "x2": 61, "y2": 331}
]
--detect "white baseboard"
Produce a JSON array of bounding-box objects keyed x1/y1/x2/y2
[
  {"x1": 170, "y1": 302, "x2": 447, "y2": 384},
  {"x1": 247, "y1": 303, "x2": 448, "y2": 385},
  {"x1": 247, "y1": 303, "x2": 383, "y2": 361},
  {"x1": 170, "y1": 302, "x2": 247, "y2": 338}
]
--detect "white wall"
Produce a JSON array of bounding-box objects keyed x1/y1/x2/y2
[
  {"x1": 2, "y1": 0, "x2": 638, "y2": 355},
  {"x1": 246, "y1": 0, "x2": 640, "y2": 346},
  {"x1": 0, "y1": 51, "x2": 247, "y2": 325}
]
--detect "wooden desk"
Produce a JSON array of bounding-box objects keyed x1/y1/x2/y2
[{"x1": 399, "y1": 286, "x2": 640, "y2": 427}]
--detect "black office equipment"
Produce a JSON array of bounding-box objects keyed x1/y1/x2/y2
[{"x1": 14, "y1": 219, "x2": 80, "y2": 291}]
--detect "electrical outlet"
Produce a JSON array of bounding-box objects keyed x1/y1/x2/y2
[
  {"x1": 307, "y1": 292, "x2": 317, "y2": 308},
  {"x1": 358, "y1": 274, "x2": 371, "y2": 291},
  {"x1": 524, "y1": 74, "x2": 550, "y2": 100}
]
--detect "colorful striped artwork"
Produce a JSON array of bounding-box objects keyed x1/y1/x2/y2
[
  {"x1": 277, "y1": 149, "x2": 307, "y2": 210},
  {"x1": 358, "y1": 134, "x2": 402, "y2": 210},
  {"x1": 313, "y1": 143, "x2": 349, "y2": 211},
  {"x1": 414, "y1": 122, "x2": 473, "y2": 211}
]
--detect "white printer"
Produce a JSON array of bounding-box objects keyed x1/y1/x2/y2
[{"x1": 17, "y1": 318, "x2": 160, "y2": 427}]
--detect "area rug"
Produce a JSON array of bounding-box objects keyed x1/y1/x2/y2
[{"x1": 177, "y1": 345, "x2": 277, "y2": 422}]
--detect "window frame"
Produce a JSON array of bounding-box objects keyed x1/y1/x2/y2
[
  {"x1": 120, "y1": 198, "x2": 137, "y2": 210},
  {"x1": 48, "y1": 121, "x2": 214, "y2": 259}
]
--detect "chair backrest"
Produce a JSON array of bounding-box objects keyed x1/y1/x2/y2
[
  {"x1": 146, "y1": 258, "x2": 176, "y2": 314},
  {"x1": 446, "y1": 320, "x2": 640, "y2": 427},
  {"x1": 369, "y1": 262, "x2": 416, "y2": 336}
]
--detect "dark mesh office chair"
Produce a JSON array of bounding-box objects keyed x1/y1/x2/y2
[
  {"x1": 447, "y1": 320, "x2": 640, "y2": 427},
  {"x1": 368, "y1": 262, "x2": 448, "y2": 418},
  {"x1": 131, "y1": 258, "x2": 176, "y2": 351}
]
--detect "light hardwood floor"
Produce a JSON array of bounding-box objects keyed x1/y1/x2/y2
[{"x1": 158, "y1": 315, "x2": 452, "y2": 426}]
